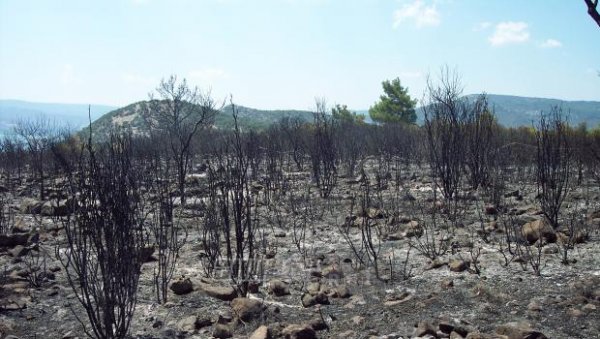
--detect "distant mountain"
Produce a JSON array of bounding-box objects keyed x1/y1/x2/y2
[
  {"x1": 0, "y1": 100, "x2": 117, "y2": 136},
  {"x1": 87, "y1": 100, "x2": 315, "y2": 138},
  {"x1": 414, "y1": 94, "x2": 600, "y2": 127}
]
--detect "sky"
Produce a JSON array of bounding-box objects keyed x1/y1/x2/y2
[{"x1": 0, "y1": 0, "x2": 599, "y2": 111}]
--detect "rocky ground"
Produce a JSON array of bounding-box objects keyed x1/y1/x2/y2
[{"x1": 1, "y1": 166, "x2": 600, "y2": 339}]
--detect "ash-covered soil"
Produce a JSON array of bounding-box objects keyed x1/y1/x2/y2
[{"x1": 1, "y1": 166, "x2": 599, "y2": 339}]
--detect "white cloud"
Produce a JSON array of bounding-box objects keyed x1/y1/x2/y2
[
  {"x1": 540, "y1": 39, "x2": 562, "y2": 48},
  {"x1": 187, "y1": 68, "x2": 229, "y2": 85},
  {"x1": 393, "y1": 0, "x2": 441, "y2": 29},
  {"x1": 473, "y1": 21, "x2": 492, "y2": 32},
  {"x1": 488, "y1": 21, "x2": 530, "y2": 46}
]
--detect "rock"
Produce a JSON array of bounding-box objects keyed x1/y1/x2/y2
[
  {"x1": 231, "y1": 297, "x2": 265, "y2": 321},
  {"x1": 170, "y1": 277, "x2": 194, "y2": 295},
  {"x1": 213, "y1": 324, "x2": 233, "y2": 338},
  {"x1": 426, "y1": 258, "x2": 448, "y2": 270},
  {"x1": 281, "y1": 324, "x2": 316, "y2": 339},
  {"x1": 582, "y1": 303, "x2": 597, "y2": 312},
  {"x1": 527, "y1": 301, "x2": 543, "y2": 312},
  {"x1": 308, "y1": 317, "x2": 328, "y2": 331},
  {"x1": 307, "y1": 282, "x2": 321, "y2": 296},
  {"x1": 198, "y1": 280, "x2": 237, "y2": 301},
  {"x1": 322, "y1": 266, "x2": 344, "y2": 279},
  {"x1": 522, "y1": 219, "x2": 556, "y2": 244},
  {"x1": 250, "y1": 325, "x2": 270, "y2": 339},
  {"x1": 404, "y1": 220, "x2": 422, "y2": 237},
  {"x1": 0, "y1": 233, "x2": 29, "y2": 247},
  {"x1": 20, "y1": 198, "x2": 42, "y2": 214},
  {"x1": 495, "y1": 322, "x2": 548, "y2": 339},
  {"x1": 414, "y1": 320, "x2": 437, "y2": 337},
  {"x1": 441, "y1": 278, "x2": 454, "y2": 289},
  {"x1": 449, "y1": 259, "x2": 470, "y2": 272},
  {"x1": 268, "y1": 279, "x2": 290, "y2": 296},
  {"x1": 177, "y1": 315, "x2": 212, "y2": 332},
  {"x1": 484, "y1": 205, "x2": 498, "y2": 215},
  {"x1": 9, "y1": 245, "x2": 28, "y2": 257},
  {"x1": 334, "y1": 285, "x2": 351, "y2": 298},
  {"x1": 11, "y1": 219, "x2": 29, "y2": 233},
  {"x1": 139, "y1": 246, "x2": 156, "y2": 263},
  {"x1": 41, "y1": 200, "x2": 71, "y2": 217},
  {"x1": 302, "y1": 292, "x2": 329, "y2": 307}
]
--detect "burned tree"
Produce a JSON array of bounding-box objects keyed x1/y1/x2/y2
[
  {"x1": 145, "y1": 75, "x2": 216, "y2": 206},
  {"x1": 13, "y1": 117, "x2": 57, "y2": 200},
  {"x1": 535, "y1": 108, "x2": 571, "y2": 229},
  {"x1": 423, "y1": 67, "x2": 468, "y2": 206},
  {"x1": 57, "y1": 132, "x2": 147, "y2": 339}
]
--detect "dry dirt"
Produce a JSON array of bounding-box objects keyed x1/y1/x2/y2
[{"x1": 1, "y1": 166, "x2": 599, "y2": 339}]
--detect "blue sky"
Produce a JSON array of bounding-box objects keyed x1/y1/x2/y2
[{"x1": 0, "y1": 0, "x2": 599, "y2": 110}]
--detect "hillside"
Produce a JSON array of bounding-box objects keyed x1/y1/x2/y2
[
  {"x1": 87, "y1": 100, "x2": 315, "y2": 137},
  {"x1": 413, "y1": 94, "x2": 600, "y2": 127},
  {"x1": 0, "y1": 100, "x2": 117, "y2": 136}
]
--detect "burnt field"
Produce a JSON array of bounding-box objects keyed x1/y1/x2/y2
[{"x1": 1, "y1": 88, "x2": 600, "y2": 339}]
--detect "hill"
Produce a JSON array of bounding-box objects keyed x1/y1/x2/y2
[
  {"x1": 0, "y1": 100, "x2": 117, "y2": 136},
  {"x1": 413, "y1": 94, "x2": 600, "y2": 127},
  {"x1": 87, "y1": 100, "x2": 315, "y2": 137}
]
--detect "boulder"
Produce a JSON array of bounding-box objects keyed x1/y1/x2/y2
[
  {"x1": 20, "y1": 198, "x2": 42, "y2": 214},
  {"x1": 213, "y1": 324, "x2": 233, "y2": 338},
  {"x1": 522, "y1": 219, "x2": 556, "y2": 244},
  {"x1": 495, "y1": 322, "x2": 548, "y2": 339},
  {"x1": 40, "y1": 199, "x2": 72, "y2": 216},
  {"x1": 249, "y1": 325, "x2": 270, "y2": 339},
  {"x1": 0, "y1": 233, "x2": 29, "y2": 247},
  {"x1": 322, "y1": 266, "x2": 344, "y2": 279},
  {"x1": 231, "y1": 297, "x2": 265, "y2": 321},
  {"x1": 414, "y1": 320, "x2": 437, "y2": 337},
  {"x1": 268, "y1": 279, "x2": 290, "y2": 296},
  {"x1": 334, "y1": 285, "x2": 351, "y2": 298},
  {"x1": 177, "y1": 315, "x2": 212, "y2": 332},
  {"x1": 281, "y1": 324, "x2": 316, "y2": 339},
  {"x1": 198, "y1": 280, "x2": 237, "y2": 301},
  {"x1": 302, "y1": 292, "x2": 329, "y2": 307},
  {"x1": 449, "y1": 259, "x2": 470, "y2": 273},
  {"x1": 170, "y1": 278, "x2": 194, "y2": 295}
]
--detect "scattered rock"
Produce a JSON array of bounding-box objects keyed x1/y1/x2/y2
[
  {"x1": 522, "y1": 219, "x2": 556, "y2": 244},
  {"x1": 268, "y1": 279, "x2": 290, "y2": 296},
  {"x1": 170, "y1": 277, "x2": 194, "y2": 295},
  {"x1": 213, "y1": 324, "x2": 233, "y2": 338},
  {"x1": 231, "y1": 297, "x2": 265, "y2": 321},
  {"x1": 281, "y1": 324, "x2": 317, "y2": 339},
  {"x1": 198, "y1": 280, "x2": 237, "y2": 301},
  {"x1": 426, "y1": 258, "x2": 448, "y2": 270},
  {"x1": 9, "y1": 245, "x2": 28, "y2": 257},
  {"x1": 484, "y1": 205, "x2": 497, "y2": 215},
  {"x1": 527, "y1": 301, "x2": 543, "y2": 312},
  {"x1": 302, "y1": 292, "x2": 329, "y2": 307},
  {"x1": 449, "y1": 259, "x2": 470, "y2": 272},
  {"x1": 0, "y1": 233, "x2": 29, "y2": 247},
  {"x1": 20, "y1": 198, "x2": 42, "y2": 214},
  {"x1": 334, "y1": 285, "x2": 351, "y2": 298},
  {"x1": 177, "y1": 315, "x2": 212, "y2": 332},
  {"x1": 250, "y1": 325, "x2": 270, "y2": 339},
  {"x1": 308, "y1": 317, "x2": 328, "y2": 331},
  {"x1": 306, "y1": 282, "x2": 321, "y2": 296},
  {"x1": 495, "y1": 322, "x2": 548, "y2": 339},
  {"x1": 414, "y1": 320, "x2": 437, "y2": 337},
  {"x1": 322, "y1": 266, "x2": 344, "y2": 279}
]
